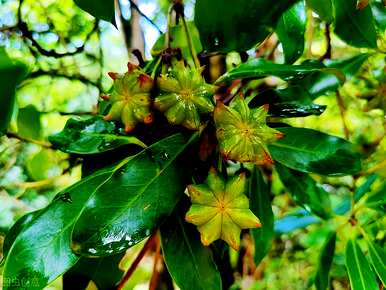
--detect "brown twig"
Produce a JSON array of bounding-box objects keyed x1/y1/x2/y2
[
  {"x1": 319, "y1": 23, "x2": 332, "y2": 61},
  {"x1": 149, "y1": 234, "x2": 162, "y2": 290},
  {"x1": 128, "y1": 0, "x2": 162, "y2": 34},
  {"x1": 267, "y1": 40, "x2": 279, "y2": 61},
  {"x1": 5, "y1": 132, "x2": 52, "y2": 148},
  {"x1": 27, "y1": 69, "x2": 99, "y2": 88},
  {"x1": 336, "y1": 90, "x2": 350, "y2": 139},
  {"x1": 117, "y1": 233, "x2": 157, "y2": 290},
  {"x1": 0, "y1": 26, "x2": 18, "y2": 33}
]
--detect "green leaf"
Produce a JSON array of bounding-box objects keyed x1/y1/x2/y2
[
  {"x1": 194, "y1": 0, "x2": 299, "y2": 53},
  {"x1": 1, "y1": 210, "x2": 41, "y2": 265},
  {"x1": 296, "y1": 53, "x2": 369, "y2": 99},
  {"x1": 49, "y1": 116, "x2": 146, "y2": 154},
  {"x1": 276, "y1": 1, "x2": 307, "y2": 64},
  {"x1": 17, "y1": 105, "x2": 41, "y2": 140},
  {"x1": 354, "y1": 173, "x2": 378, "y2": 201},
  {"x1": 71, "y1": 133, "x2": 198, "y2": 256},
  {"x1": 345, "y1": 239, "x2": 378, "y2": 290},
  {"x1": 269, "y1": 102, "x2": 326, "y2": 117},
  {"x1": 3, "y1": 134, "x2": 195, "y2": 289},
  {"x1": 366, "y1": 181, "x2": 386, "y2": 211},
  {"x1": 63, "y1": 254, "x2": 124, "y2": 289},
  {"x1": 26, "y1": 149, "x2": 63, "y2": 181},
  {"x1": 74, "y1": 0, "x2": 114, "y2": 23},
  {"x1": 367, "y1": 240, "x2": 386, "y2": 285},
  {"x1": 215, "y1": 58, "x2": 341, "y2": 84},
  {"x1": 306, "y1": 0, "x2": 333, "y2": 23},
  {"x1": 249, "y1": 167, "x2": 274, "y2": 265},
  {"x1": 0, "y1": 48, "x2": 28, "y2": 135},
  {"x1": 332, "y1": 0, "x2": 377, "y2": 48},
  {"x1": 3, "y1": 175, "x2": 109, "y2": 289},
  {"x1": 371, "y1": 1, "x2": 386, "y2": 31},
  {"x1": 314, "y1": 232, "x2": 336, "y2": 290},
  {"x1": 151, "y1": 22, "x2": 202, "y2": 67},
  {"x1": 275, "y1": 163, "x2": 331, "y2": 219},
  {"x1": 269, "y1": 127, "x2": 362, "y2": 176},
  {"x1": 249, "y1": 86, "x2": 326, "y2": 117},
  {"x1": 160, "y1": 215, "x2": 222, "y2": 290}
]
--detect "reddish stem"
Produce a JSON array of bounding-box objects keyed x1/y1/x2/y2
[
  {"x1": 117, "y1": 233, "x2": 157, "y2": 290},
  {"x1": 149, "y1": 235, "x2": 162, "y2": 290}
]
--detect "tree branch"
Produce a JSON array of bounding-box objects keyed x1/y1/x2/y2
[
  {"x1": 5, "y1": 132, "x2": 52, "y2": 148},
  {"x1": 336, "y1": 90, "x2": 350, "y2": 139},
  {"x1": 17, "y1": 0, "x2": 99, "y2": 58},
  {"x1": 27, "y1": 69, "x2": 100, "y2": 88},
  {"x1": 128, "y1": 0, "x2": 163, "y2": 34}
]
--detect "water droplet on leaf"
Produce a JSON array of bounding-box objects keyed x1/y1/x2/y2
[{"x1": 54, "y1": 192, "x2": 72, "y2": 203}]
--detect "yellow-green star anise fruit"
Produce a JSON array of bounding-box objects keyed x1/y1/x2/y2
[
  {"x1": 154, "y1": 61, "x2": 215, "y2": 130},
  {"x1": 103, "y1": 63, "x2": 154, "y2": 133},
  {"x1": 185, "y1": 168, "x2": 261, "y2": 250},
  {"x1": 214, "y1": 95, "x2": 284, "y2": 164}
]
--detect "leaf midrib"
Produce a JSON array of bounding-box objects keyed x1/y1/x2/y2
[
  {"x1": 76, "y1": 134, "x2": 196, "y2": 251},
  {"x1": 352, "y1": 241, "x2": 367, "y2": 290},
  {"x1": 270, "y1": 142, "x2": 330, "y2": 156},
  {"x1": 177, "y1": 217, "x2": 205, "y2": 290},
  {"x1": 368, "y1": 242, "x2": 386, "y2": 282},
  {"x1": 3, "y1": 165, "x2": 122, "y2": 283}
]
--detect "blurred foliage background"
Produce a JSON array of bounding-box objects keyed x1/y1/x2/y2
[{"x1": 0, "y1": 0, "x2": 385, "y2": 289}]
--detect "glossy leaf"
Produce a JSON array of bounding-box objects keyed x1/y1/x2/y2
[
  {"x1": 275, "y1": 163, "x2": 331, "y2": 219},
  {"x1": 249, "y1": 167, "x2": 274, "y2": 265},
  {"x1": 332, "y1": 0, "x2": 377, "y2": 48},
  {"x1": 274, "y1": 210, "x2": 320, "y2": 234},
  {"x1": 306, "y1": 0, "x2": 333, "y2": 23},
  {"x1": 74, "y1": 0, "x2": 114, "y2": 23},
  {"x1": 215, "y1": 58, "x2": 341, "y2": 84},
  {"x1": 161, "y1": 215, "x2": 222, "y2": 290},
  {"x1": 194, "y1": 0, "x2": 299, "y2": 53},
  {"x1": 63, "y1": 254, "x2": 124, "y2": 289},
  {"x1": 345, "y1": 239, "x2": 378, "y2": 290},
  {"x1": 49, "y1": 116, "x2": 146, "y2": 154},
  {"x1": 2, "y1": 134, "x2": 194, "y2": 289},
  {"x1": 2, "y1": 171, "x2": 111, "y2": 289},
  {"x1": 17, "y1": 105, "x2": 42, "y2": 140},
  {"x1": 276, "y1": 1, "x2": 306, "y2": 64},
  {"x1": 269, "y1": 103, "x2": 326, "y2": 117},
  {"x1": 0, "y1": 47, "x2": 28, "y2": 135},
  {"x1": 297, "y1": 53, "x2": 369, "y2": 99},
  {"x1": 1, "y1": 210, "x2": 41, "y2": 264},
  {"x1": 314, "y1": 232, "x2": 336, "y2": 290},
  {"x1": 367, "y1": 240, "x2": 386, "y2": 285},
  {"x1": 71, "y1": 133, "x2": 197, "y2": 256},
  {"x1": 269, "y1": 127, "x2": 362, "y2": 176},
  {"x1": 249, "y1": 86, "x2": 326, "y2": 118}
]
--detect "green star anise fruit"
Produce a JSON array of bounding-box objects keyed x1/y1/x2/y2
[
  {"x1": 154, "y1": 61, "x2": 215, "y2": 130},
  {"x1": 214, "y1": 95, "x2": 283, "y2": 164},
  {"x1": 185, "y1": 168, "x2": 260, "y2": 250},
  {"x1": 103, "y1": 63, "x2": 153, "y2": 133}
]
